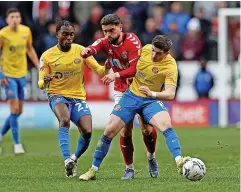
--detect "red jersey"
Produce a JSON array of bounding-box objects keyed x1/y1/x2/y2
[{"x1": 88, "y1": 32, "x2": 142, "y2": 92}]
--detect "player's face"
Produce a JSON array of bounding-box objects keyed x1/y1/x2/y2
[
  {"x1": 151, "y1": 46, "x2": 168, "y2": 62},
  {"x1": 6, "y1": 12, "x2": 21, "y2": 28},
  {"x1": 57, "y1": 26, "x2": 75, "y2": 48},
  {"x1": 102, "y1": 24, "x2": 122, "y2": 45}
]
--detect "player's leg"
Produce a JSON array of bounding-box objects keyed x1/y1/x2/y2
[
  {"x1": 50, "y1": 96, "x2": 74, "y2": 177},
  {"x1": 12, "y1": 77, "x2": 27, "y2": 154},
  {"x1": 120, "y1": 120, "x2": 135, "y2": 180},
  {"x1": 138, "y1": 115, "x2": 158, "y2": 178},
  {"x1": 0, "y1": 78, "x2": 24, "y2": 154},
  {"x1": 143, "y1": 101, "x2": 190, "y2": 174},
  {"x1": 114, "y1": 91, "x2": 135, "y2": 179},
  {"x1": 0, "y1": 78, "x2": 18, "y2": 139},
  {"x1": 69, "y1": 100, "x2": 92, "y2": 177},
  {"x1": 79, "y1": 90, "x2": 139, "y2": 181},
  {"x1": 79, "y1": 114, "x2": 126, "y2": 181}
]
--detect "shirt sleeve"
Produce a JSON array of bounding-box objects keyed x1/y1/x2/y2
[
  {"x1": 38, "y1": 55, "x2": 50, "y2": 89},
  {"x1": 27, "y1": 28, "x2": 33, "y2": 45},
  {"x1": 165, "y1": 63, "x2": 178, "y2": 87},
  {"x1": 84, "y1": 55, "x2": 109, "y2": 76},
  {"x1": 88, "y1": 38, "x2": 105, "y2": 55},
  {"x1": 118, "y1": 34, "x2": 142, "y2": 78}
]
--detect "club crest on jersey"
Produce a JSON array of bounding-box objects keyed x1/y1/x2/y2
[
  {"x1": 121, "y1": 51, "x2": 128, "y2": 59},
  {"x1": 108, "y1": 49, "x2": 113, "y2": 55},
  {"x1": 55, "y1": 97, "x2": 62, "y2": 103},
  {"x1": 22, "y1": 35, "x2": 27, "y2": 40},
  {"x1": 74, "y1": 58, "x2": 81, "y2": 64},
  {"x1": 114, "y1": 104, "x2": 121, "y2": 111},
  {"x1": 152, "y1": 67, "x2": 159, "y2": 74}
]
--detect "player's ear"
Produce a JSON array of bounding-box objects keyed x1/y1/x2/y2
[
  {"x1": 5, "y1": 16, "x2": 9, "y2": 25},
  {"x1": 119, "y1": 23, "x2": 123, "y2": 32}
]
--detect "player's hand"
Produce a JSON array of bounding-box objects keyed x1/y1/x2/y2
[
  {"x1": 101, "y1": 73, "x2": 116, "y2": 85},
  {"x1": 81, "y1": 48, "x2": 92, "y2": 59},
  {"x1": 104, "y1": 59, "x2": 111, "y2": 70},
  {"x1": 44, "y1": 74, "x2": 54, "y2": 83},
  {"x1": 0, "y1": 78, "x2": 9, "y2": 87},
  {"x1": 126, "y1": 77, "x2": 133, "y2": 85},
  {"x1": 139, "y1": 86, "x2": 152, "y2": 97}
]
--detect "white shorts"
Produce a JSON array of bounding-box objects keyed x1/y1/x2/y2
[{"x1": 113, "y1": 90, "x2": 124, "y2": 105}]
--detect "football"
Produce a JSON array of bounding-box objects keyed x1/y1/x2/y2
[{"x1": 182, "y1": 158, "x2": 206, "y2": 181}]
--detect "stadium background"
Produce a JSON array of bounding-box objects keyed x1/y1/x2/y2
[
  {"x1": 0, "y1": 1, "x2": 240, "y2": 129},
  {"x1": 0, "y1": 1, "x2": 240, "y2": 192}
]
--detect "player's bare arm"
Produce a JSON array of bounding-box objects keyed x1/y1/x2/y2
[
  {"x1": 84, "y1": 56, "x2": 110, "y2": 76},
  {"x1": 27, "y1": 43, "x2": 39, "y2": 70},
  {"x1": 0, "y1": 37, "x2": 8, "y2": 86},
  {"x1": 139, "y1": 84, "x2": 176, "y2": 101}
]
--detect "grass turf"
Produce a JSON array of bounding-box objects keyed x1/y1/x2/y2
[{"x1": 0, "y1": 127, "x2": 240, "y2": 192}]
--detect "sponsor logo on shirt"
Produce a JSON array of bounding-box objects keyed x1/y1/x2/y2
[
  {"x1": 152, "y1": 67, "x2": 159, "y2": 74},
  {"x1": 121, "y1": 51, "x2": 128, "y2": 59},
  {"x1": 114, "y1": 104, "x2": 121, "y2": 111},
  {"x1": 74, "y1": 58, "x2": 81, "y2": 64}
]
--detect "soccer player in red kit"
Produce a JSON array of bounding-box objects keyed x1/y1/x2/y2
[{"x1": 81, "y1": 14, "x2": 158, "y2": 180}]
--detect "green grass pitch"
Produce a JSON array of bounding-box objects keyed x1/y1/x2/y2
[{"x1": 0, "y1": 127, "x2": 240, "y2": 192}]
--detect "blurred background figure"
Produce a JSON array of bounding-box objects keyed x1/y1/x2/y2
[
  {"x1": 181, "y1": 17, "x2": 205, "y2": 61},
  {"x1": 43, "y1": 20, "x2": 57, "y2": 51},
  {"x1": 140, "y1": 17, "x2": 162, "y2": 45},
  {"x1": 167, "y1": 21, "x2": 182, "y2": 60},
  {"x1": 194, "y1": 58, "x2": 214, "y2": 99},
  {"x1": 162, "y1": 1, "x2": 190, "y2": 35}
]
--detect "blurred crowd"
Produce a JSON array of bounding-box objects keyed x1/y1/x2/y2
[{"x1": 0, "y1": 1, "x2": 240, "y2": 63}]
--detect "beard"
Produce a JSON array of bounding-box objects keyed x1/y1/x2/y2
[{"x1": 109, "y1": 35, "x2": 120, "y2": 45}]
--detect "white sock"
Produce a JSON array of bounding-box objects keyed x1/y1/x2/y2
[
  {"x1": 147, "y1": 152, "x2": 155, "y2": 160},
  {"x1": 91, "y1": 165, "x2": 99, "y2": 171},
  {"x1": 70, "y1": 154, "x2": 77, "y2": 161},
  {"x1": 175, "y1": 155, "x2": 182, "y2": 163},
  {"x1": 126, "y1": 164, "x2": 134, "y2": 170}
]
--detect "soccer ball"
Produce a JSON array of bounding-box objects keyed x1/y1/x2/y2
[{"x1": 182, "y1": 158, "x2": 206, "y2": 181}]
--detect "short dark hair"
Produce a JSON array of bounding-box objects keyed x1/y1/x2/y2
[
  {"x1": 100, "y1": 14, "x2": 121, "y2": 26},
  {"x1": 56, "y1": 20, "x2": 74, "y2": 33},
  {"x1": 6, "y1": 8, "x2": 20, "y2": 17},
  {"x1": 152, "y1": 35, "x2": 172, "y2": 53}
]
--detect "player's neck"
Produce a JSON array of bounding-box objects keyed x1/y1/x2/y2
[
  {"x1": 112, "y1": 33, "x2": 123, "y2": 46},
  {"x1": 57, "y1": 44, "x2": 71, "y2": 52},
  {"x1": 9, "y1": 25, "x2": 18, "y2": 32}
]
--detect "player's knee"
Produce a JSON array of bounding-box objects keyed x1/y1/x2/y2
[
  {"x1": 82, "y1": 132, "x2": 92, "y2": 140},
  {"x1": 120, "y1": 127, "x2": 132, "y2": 137},
  {"x1": 59, "y1": 117, "x2": 70, "y2": 128},
  {"x1": 141, "y1": 124, "x2": 153, "y2": 135},
  {"x1": 159, "y1": 119, "x2": 172, "y2": 131},
  {"x1": 10, "y1": 106, "x2": 20, "y2": 114}
]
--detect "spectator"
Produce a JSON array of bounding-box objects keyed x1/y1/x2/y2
[
  {"x1": 43, "y1": 20, "x2": 58, "y2": 51},
  {"x1": 232, "y1": 26, "x2": 240, "y2": 61},
  {"x1": 81, "y1": 4, "x2": 103, "y2": 46},
  {"x1": 181, "y1": 17, "x2": 205, "y2": 60},
  {"x1": 140, "y1": 17, "x2": 162, "y2": 45},
  {"x1": 122, "y1": 15, "x2": 137, "y2": 34},
  {"x1": 150, "y1": 4, "x2": 165, "y2": 31},
  {"x1": 73, "y1": 2, "x2": 97, "y2": 25},
  {"x1": 162, "y1": 2, "x2": 190, "y2": 35},
  {"x1": 123, "y1": 1, "x2": 148, "y2": 34},
  {"x1": 194, "y1": 58, "x2": 214, "y2": 99},
  {"x1": 166, "y1": 21, "x2": 182, "y2": 60}
]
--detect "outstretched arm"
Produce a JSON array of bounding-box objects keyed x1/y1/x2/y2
[
  {"x1": 38, "y1": 57, "x2": 51, "y2": 89},
  {"x1": 84, "y1": 56, "x2": 110, "y2": 76},
  {"x1": 139, "y1": 85, "x2": 176, "y2": 101},
  {"x1": 26, "y1": 29, "x2": 39, "y2": 70}
]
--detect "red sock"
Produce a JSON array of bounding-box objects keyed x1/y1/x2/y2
[
  {"x1": 143, "y1": 128, "x2": 157, "y2": 153},
  {"x1": 120, "y1": 135, "x2": 134, "y2": 165}
]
